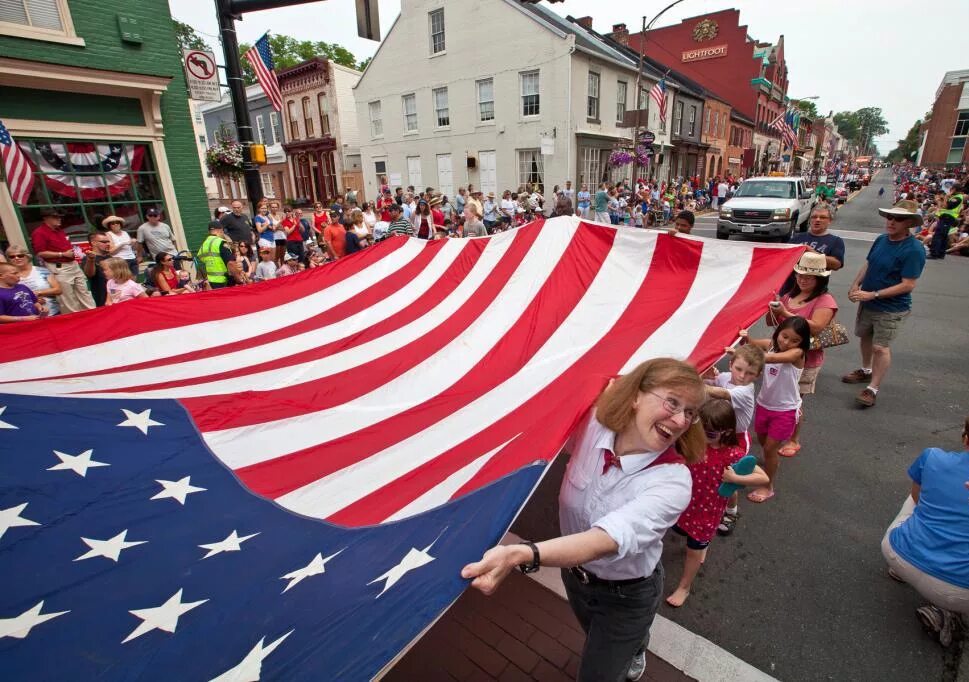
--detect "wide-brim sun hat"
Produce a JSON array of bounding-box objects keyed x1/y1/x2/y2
[
  {"x1": 793, "y1": 251, "x2": 832, "y2": 277},
  {"x1": 878, "y1": 199, "x2": 923, "y2": 225},
  {"x1": 101, "y1": 215, "x2": 124, "y2": 228}
]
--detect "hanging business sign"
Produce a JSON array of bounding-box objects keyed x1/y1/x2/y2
[
  {"x1": 641, "y1": 131, "x2": 656, "y2": 146},
  {"x1": 681, "y1": 44, "x2": 728, "y2": 63},
  {"x1": 183, "y1": 49, "x2": 221, "y2": 102}
]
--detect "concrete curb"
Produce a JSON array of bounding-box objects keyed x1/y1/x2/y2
[{"x1": 502, "y1": 533, "x2": 778, "y2": 682}]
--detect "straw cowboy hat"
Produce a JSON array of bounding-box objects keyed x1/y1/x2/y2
[
  {"x1": 877, "y1": 199, "x2": 923, "y2": 225},
  {"x1": 428, "y1": 196, "x2": 442, "y2": 207},
  {"x1": 101, "y1": 215, "x2": 124, "y2": 228},
  {"x1": 793, "y1": 251, "x2": 831, "y2": 277},
  {"x1": 487, "y1": 192, "x2": 496, "y2": 199}
]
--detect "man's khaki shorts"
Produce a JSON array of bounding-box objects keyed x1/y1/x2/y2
[
  {"x1": 855, "y1": 306, "x2": 911, "y2": 348},
  {"x1": 799, "y1": 366, "x2": 821, "y2": 395}
]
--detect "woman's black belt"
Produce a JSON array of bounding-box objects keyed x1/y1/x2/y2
[{"x1": 569, "y1": 566, "x2": 647, "y2": 586}]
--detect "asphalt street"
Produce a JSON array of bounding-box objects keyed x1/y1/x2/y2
[{"x1": 512, "y1": 170, "x2": 968, "y2": 681}]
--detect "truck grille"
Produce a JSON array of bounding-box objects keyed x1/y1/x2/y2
[{"x1": 732, "y1": 209, "x2": 774, "y2": 224}]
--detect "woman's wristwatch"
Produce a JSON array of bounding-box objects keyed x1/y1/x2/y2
[{"x1": 518, "y1": 541, "x2": 540, "y2": 574}]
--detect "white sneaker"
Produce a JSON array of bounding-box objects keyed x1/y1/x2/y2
[{"x1": 626, "y1": 649, "x2": 646, "y2": 681}]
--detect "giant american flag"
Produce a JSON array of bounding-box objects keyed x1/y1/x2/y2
[{"x1": 0, "y1": 218, "x2": 803, "y2": 680}]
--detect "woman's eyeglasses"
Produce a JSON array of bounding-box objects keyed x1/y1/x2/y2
[
  {"x1": 8, "y1": 254, "x2": 28, "y2": 259},
  {"x1": 647, "y1": 391, "x2": 701, "y2": 424}
]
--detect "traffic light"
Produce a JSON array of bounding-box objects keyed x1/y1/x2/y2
[{"x1": 246, "y1": 143, "x2": 267, "y2": 165}]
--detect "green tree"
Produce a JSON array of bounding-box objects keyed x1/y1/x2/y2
[
  {"x1": 792, "y1": 99, "x2": 819, "y2": 119},
  {"x1": 238, "y1": 34, "x2": 363, "y2": 84},
  {"x1": 174, "y1": 20, "x2": 211, "y2": 53},
  {"x1": 833, "y1": 111, "x2": 860, "y2": 142},
  {"x1": 833, "y1": 108, "x2": 889, "y2": 154},
  {"x1": 886, "y1": 119, "x2": 922, "y2": 163}
]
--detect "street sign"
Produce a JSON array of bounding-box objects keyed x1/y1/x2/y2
[
  {"x1": 356, "y1": 0, "x2": 380, "y2": 41},
  {"x1": 641, "y1": 131, "x2": 655, "y2": 146},
  {"x1": 182, "y1": 49, "x2": 221, "y2": 102}
]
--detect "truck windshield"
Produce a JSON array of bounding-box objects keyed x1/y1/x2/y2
[{"x1": 733, "y1": 181, "x2": 795, "y2": 199}]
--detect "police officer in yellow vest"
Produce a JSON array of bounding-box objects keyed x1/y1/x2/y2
[
  {"x1": 198, "y1": 221, "x2": 242, "y2": 289},
  {"x1": 929, "y1": 185, "x2": 965, "y2": 260}
]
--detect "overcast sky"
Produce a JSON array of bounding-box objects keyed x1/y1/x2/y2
[{"x1": 169, "y1": 0, "x2": 968, "y2": 154}]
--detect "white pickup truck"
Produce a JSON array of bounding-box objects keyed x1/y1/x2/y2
[{"x1": 717, "y1": 176, "x2": 815, "y2": 241}]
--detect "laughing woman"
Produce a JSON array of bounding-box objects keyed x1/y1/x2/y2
[{"x1": 462, "y1": 358, "x2": 705, "y2": 681}]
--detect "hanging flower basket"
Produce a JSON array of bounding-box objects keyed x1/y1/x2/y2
[{"x1": 204, "y1": 123, "x2": 244, "y2": 178}]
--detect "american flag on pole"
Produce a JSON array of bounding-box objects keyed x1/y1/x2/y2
[
  {"x1": 770, "y1": 110, "x2": 798, "y2": 150},
  {"x1": 649, "y1": 78, "x2": 668, "y2": 124},
  {"x1": 0, "y1": 120, "x2": 35, "y2": 206},
  {"x1": 0, "y1": 219, "x2": 803, "y2": 680},
  {"x1": 244, "y1": 33, "x2": 282, "y2": 112}
]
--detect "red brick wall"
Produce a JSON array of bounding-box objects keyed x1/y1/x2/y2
[
  {"x1": 922, "y1": 83, "x2": 963, "y2": 166},
  {"x1": 628, "y1": 10, "x2": 761, "y2": 120}
]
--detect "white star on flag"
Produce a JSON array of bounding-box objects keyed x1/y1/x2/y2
[
  {"x1": 47, "y1": 449, "x2": 110, "y2": 477},
  {"x1": 208, "y1": 630, "x2": 294, "y2": 682},
  {"x1": 151, "y1": 476, "x2": 206, "y2": 505},
  {"x1": 117, "y1": 408, "x2": 164, "y2": 435},
  {"x1": 280, "y1": 549, "x2": 344, "y2": 593},
  {"x1": 74, "y1": 529, "x2": 147, "y2": 562},
  {"x1": 0, "y1": 601, "x2": 69, "y2": 640},
  {"x1": 122, "y1": 588, "x2": 208, "y2": 643},
  {"x1": 368, "y1": 531, "x2": 446, "y2": 598},
  {"x1": 0, "y1": 503, "x2": 40, "y2": 541},
  {"x1": 0, "y1": 406, "x2": 17, "y2": 430},
  {"x1": 199, "y1": 530, "x2": 260, "y2": 559}
]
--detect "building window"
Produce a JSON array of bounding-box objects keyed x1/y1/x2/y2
[
  {"x1": 477, "y1": 78, "x2": 495, "y2": 122},
  {"x1": 302, "y1": 96, "x2": 314, "y2": 137},
  {"x1": 521, "y1": 70, "x2": 540, "y2": 117},
  {"x1": 0, "y1": 0, "x2": 83, "y2": 44},
  {"x1": 954, "y1": 111, "x2": 969, "y2": 137},
  {"x1": 580, "y1": 148, "x2": 603, "y2": 187},
  {"x1": 947, "y1": 137, "x2": 966, "y2": 165},
  {"x1": 287, "y1": 101, "x2": 299, "y2": 139},
  {"x1": 269, "y1": 112, "x2": 281, "y2": 144},
  {"x1": 369, "y1": 100, "x2": 383, "y2": 138},
  {"x1": 673, "y1": 101, "x2": 684, "y2": 135},
  {"x1": 260, "y1": 172, "x2": 275, "y2": 198},
  {"x1": 433, "y1": 87, "x2": 450, "y2": 128},
  {"x1": 429, "y1": 8, "x2": 445, "y2": 54},
  {"x1": 256, "y1": 114, "x2": 266, "y2": 144},
  {"x1": 11, "y1": 139, "x2": 164, "y2": 242},
  {"x1": 517, "y1": 149, "x2": 544, "y2": 191},
  {"x1": 616, "y1": 81, "x2": 627, "y2": 124},
  {"x1": 587, "y1": 71, "x2": 600, "y2": 121},
  {"x1": 688, "y1": 105, "x2": 697, "y2": 136},
  {"x1": 374, "y1": 159, "x2": 387, "y2": 189},
  {"x1": 402, "y1": 93, "x2": 418, "y2": 132},
  {"x1": 318, "y1": 93, "x2": 330, "y2": 136}
]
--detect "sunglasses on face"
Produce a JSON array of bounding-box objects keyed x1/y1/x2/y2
[{"x1": 8, "y1": 254, "x2": 28, "y2": 259}]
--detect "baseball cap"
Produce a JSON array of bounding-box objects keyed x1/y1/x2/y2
[
  {"x1": 284, "y1": 252, "x2": 298, "y2": 261},
  {"x1": 208, "y1": 220, "x2": 223, "y2": 231},
  {"x1": 217, "y1": 206, "x2": 230, "y2": 214},
  {"x1": 40, "y1": 208, "x2": 64, "y2": 218},
  {"x1": 145, "y1": 208, "x2": 161, "y2": 217}
]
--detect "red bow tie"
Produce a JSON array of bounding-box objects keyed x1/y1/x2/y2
[{"x1": 602, "y1": 451, "x2": 622, "y2": 475}]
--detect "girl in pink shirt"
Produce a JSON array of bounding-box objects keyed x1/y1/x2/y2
[{"x1": 101, "y1": 257, "x2": 147, "y2": 305}]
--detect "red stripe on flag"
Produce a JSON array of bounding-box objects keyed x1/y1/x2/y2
[
  {"x1": 233, "y1": 224, "x2": 615, "y2": 499},
  {"x1": 187, "y1": 224, "x2": 542, "y2": 432},
  {"x1": 328, "y1": 234, "x2": 705, "y2": 525},
  {"x1": 0, "y1": 238, "x2": 409, "y2": 369},
  {"x1": 63, "y1": 239, "x2": 456, "y2": 388},
  {"x1": 687, "y1": 244, "x2": 805, "y2": 373}
]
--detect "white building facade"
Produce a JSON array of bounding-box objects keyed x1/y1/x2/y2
[{"x1": 353, "y1": 0, "x2": 671, "y2": 202}]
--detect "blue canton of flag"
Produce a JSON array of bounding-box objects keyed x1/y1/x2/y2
[{"x1": 0, "y1": 395, "x2": 542, "y2": 680}]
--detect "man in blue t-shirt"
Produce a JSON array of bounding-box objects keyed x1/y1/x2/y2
[
  {"x1": 843, "y1": 200, "x2": 926, "y2": 407},
  {"x1": 790, "y1": 204, "x2": 846, "y2": 270}
]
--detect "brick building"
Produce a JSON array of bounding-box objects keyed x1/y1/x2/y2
[
  {"x1": 726, "y1": 111, "x2": 755, "y2": 177},
  {"x1": 917, "y1": 69, "x2": 969, "y2": 168},
  {"x1": 625, "y1": 9, "x2": 789, "y2": 173},
  {"x1": 0, "y1": 0, "x2": 209, "y2": 250},
  {"x1": 277, "y1": 58, "x2": 362, "y2": 206}
]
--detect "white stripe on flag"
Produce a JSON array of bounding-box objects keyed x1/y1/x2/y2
[
  {"x1": 204, "y1": 219, "x2": 581, "y2": 468},
  {"x1": 273, "y1": 228, "x2": 657, "y2": 520},
  {"x1": 0, "y1": 240, "x2": 428, "y2": 386}
]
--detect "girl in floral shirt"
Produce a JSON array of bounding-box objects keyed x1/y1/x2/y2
[{"x1": 666, "y1": 398, "x2": 768, "y2": 607}]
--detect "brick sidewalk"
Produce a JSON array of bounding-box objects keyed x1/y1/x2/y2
[{"x1": 384, "y1": 571, "x2": 695, "y2": 682}]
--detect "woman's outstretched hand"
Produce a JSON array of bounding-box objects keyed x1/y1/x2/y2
[{"x1": 461, "y1": 545, "x2": 522, "y2": 595}]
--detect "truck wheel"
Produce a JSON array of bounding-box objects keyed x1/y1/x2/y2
[{"x1": 716, "y1": 230, "x2": 728, "y2": 240}]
